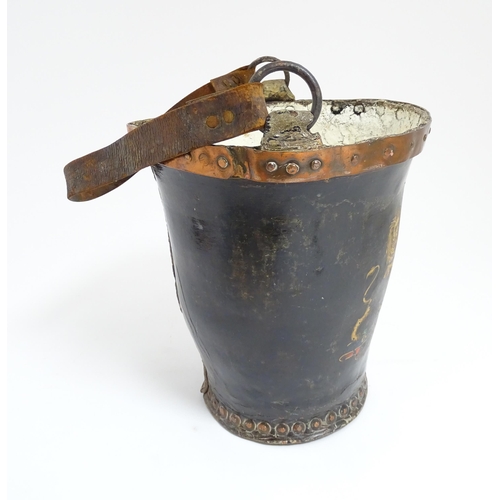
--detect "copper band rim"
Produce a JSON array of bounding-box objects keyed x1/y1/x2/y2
[{"x1": 144, "y1": 98, "x2": 431, "y2": 183}]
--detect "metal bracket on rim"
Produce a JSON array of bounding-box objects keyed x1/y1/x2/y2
[{"x1": 249, "y1": 60, "x2": 323, "y2": 130}]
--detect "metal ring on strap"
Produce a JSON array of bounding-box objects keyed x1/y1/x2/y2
[
  {"x1": 248, "y1": 56, "x2": 291, "y2": 87},
  {"x1": 249, "y1": 60, "x2": 322, "y2": 130}
]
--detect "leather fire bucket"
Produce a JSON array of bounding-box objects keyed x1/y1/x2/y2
[{"x1": 64, "y1": 57, "x2": 431, "y2": 445}]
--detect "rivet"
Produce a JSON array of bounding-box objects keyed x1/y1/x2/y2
[
  {"x1": 383, "y1": 146, "x2": 394, "y2": 159},
  {"x1": 285, "y1": 162, "x2": 300, "y2": 175},
  {"x1": 223, "y1": 110, "x2": 234, "y2": 123},
  {"x1": 350, "y1": 154, "x2": 360, "y2": 166},
  {"x1": 244, "y1": 419, "x2": 255, "y2": 431},
  {"x1": 311, "y1": 418, "x2": 322, "y2": 429},
  {"x1": 206, "y1": 115, "x2": 220, "y2": 128},
  {"x1": 327, "y1": 412, "x2": 336, "y2": 423},
  {"x1": 184, "y1": 153, "x2": 192, "y2": 161},
  {"x1": 423, "y1": 134, "x2": 428, "y2": 141},
  {"x1": 217, "y1": 156, "x2": 229, "y2": 169},
  {"x1": 229, "y1": 413, "x2": 241, "y2": 426},
  {"x1": 292, "y1": 422, "x2": 305, "y2": 434},
  {"x1": 310, "y1": 159, "x2": 322, "y2": 171},
  {"x1": 218, "y1": 406, "x2": 228, "y2": 419},
  {"x1": 257, "y1": 422, "x2": 271, "y2": 434},
  {"x1": 331, "y1": 103, "x2": 344, "y2": 115},
  {"x1": 266, "y1": 161, "x2": 278, "y2": 173},
  {"x1": 276, "y1": 423, "x2": 289, "y2": 435},
  {"x1": 353, "y1": 103, "x2": 365, "y2": 115}
]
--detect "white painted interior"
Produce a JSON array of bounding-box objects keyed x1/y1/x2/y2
[{"x1": 220, "y1": 100, "x2": 431, "y2": 147}]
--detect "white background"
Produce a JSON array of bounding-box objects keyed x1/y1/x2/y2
[{"x1": 7, "y1": 1, "x2": 494, "y2": 499}]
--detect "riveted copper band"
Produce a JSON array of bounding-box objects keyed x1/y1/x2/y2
[{"x1": 158, "y1": 100, "x2": 431, "y2": 182}]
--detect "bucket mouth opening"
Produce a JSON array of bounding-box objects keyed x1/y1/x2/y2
[{"x1": 220, "y1": 99, "x2": 431, "y2": 148}]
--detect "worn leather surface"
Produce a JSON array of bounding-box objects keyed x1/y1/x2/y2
[
  {"x1": 64, "y1": 73, "x2": 266, "y2": 201},
  {"x1": 154, "y1": 159, "x2": 411, "y2": 427}
]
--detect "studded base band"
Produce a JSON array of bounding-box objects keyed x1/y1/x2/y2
[{"x1": 203, "y1": 375, "x2": 368, "y2": 445}]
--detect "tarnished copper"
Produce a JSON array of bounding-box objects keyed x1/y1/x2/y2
[{"x1": 158, "y1": 99, "x2": 431, "y2": 183}]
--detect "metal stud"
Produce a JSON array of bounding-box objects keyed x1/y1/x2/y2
[
  {"x1": 350, "y1": 154, "x2": 360, "y2": 166},
  {"x1": 257, "y1": 422, "x2": 271, "y2": 434},
  {"x1": 383, "y1": 146, "x2": 394, "y2": 159},
  {"x1": 229, "y1": 413, "x2": 241, "y2": 426},
  {"x1": 206, "y1": 115, "x2": 220, "y2": 128},
  {"x1": 276, "y1": 423, "x2": 289, "y2": 435},
  {"x1": 223, "y1": 110, "x2": 234, "y2": 123},
  {"x1": 310, "y1": 418, "x2": 322, "y2": 429},
  {"x1": 292, "y1": 422, "x2": 305, "y2": 434},
  {"x1": 326, "y1": 411, "x2": 336, "y2": 423},
  {"x1": 217, "y1": 156, "x2": 229, "y2": 169},
  {"x1": 244, "y1": 419, "x2": 255, "y2": 431},
  {"x1": 310, "y1": 159, "x2": 322, "y2": 171},
  {"x1": 285, "y1": 162, "x2": 300, "y2": 175},
  {"x1": 266, "y1": 161, "x2": 278, "y2": 173},
  {"x1": 353, "y1": 104, "x2": 365, "y2": 115}
]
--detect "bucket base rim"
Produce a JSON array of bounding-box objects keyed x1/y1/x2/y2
[{"x1": 203, "y1": 374, "x2": 368, "y2": 445}]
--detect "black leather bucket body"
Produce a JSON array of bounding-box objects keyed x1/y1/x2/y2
[{"x1": 154, "y1": 158, "x2": 411, "y2": 444}]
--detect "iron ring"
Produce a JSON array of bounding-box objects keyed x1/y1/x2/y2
[
  {"x1": 248, "y1": 56, "x2": 291, "y2": 87},
  {"x1": 249, "y1": 60, "x2": 322, "y2": 130}
]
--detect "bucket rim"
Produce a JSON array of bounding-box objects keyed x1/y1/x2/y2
[{"x1": 152, "y1": 98, "x2": 431, "y2": 184}]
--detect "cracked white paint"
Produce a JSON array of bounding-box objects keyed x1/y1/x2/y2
[{"x1": 220, "y1": 99, "x2": 431, "y2": 148}]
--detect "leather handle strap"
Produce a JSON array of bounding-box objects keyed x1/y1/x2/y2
[
  {"x1": 64, "y1": 69, "x2": 266, "y2": 202},
  {"x1": 171, "y1": 66, "x2": 256, "y2": 108}
]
